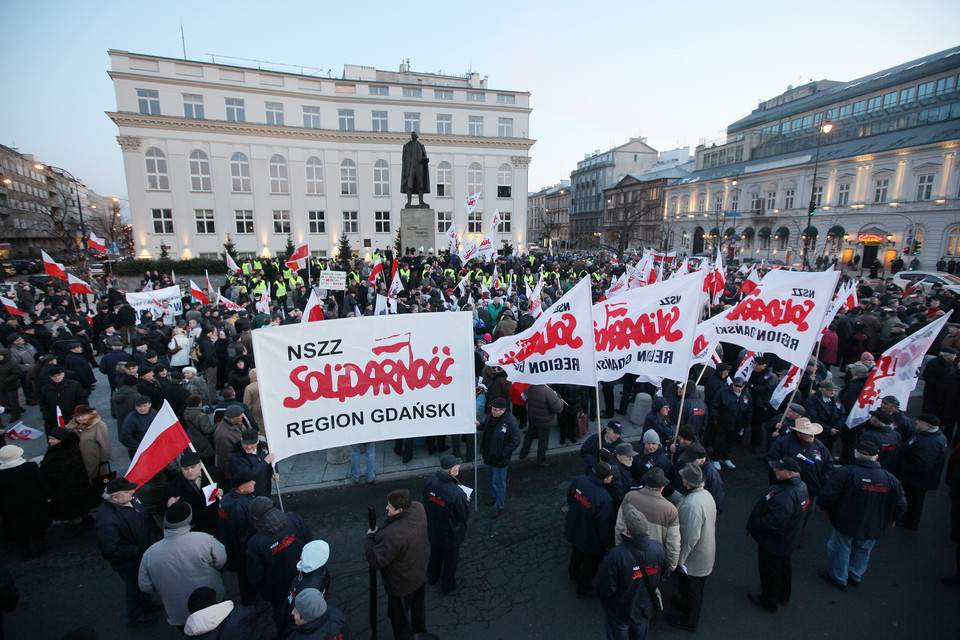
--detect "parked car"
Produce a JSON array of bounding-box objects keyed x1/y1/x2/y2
[
  {"x1": 2, "y1": 259, "x2": 41, "y2": 276},
  {"x1": 891, "y1": 270, "x2": 960, "y2": 295}
]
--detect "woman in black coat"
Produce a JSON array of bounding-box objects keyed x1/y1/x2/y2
[
  {"x1": 556, "y1": 383, "x2": 584, "y2": 446},
  {"x1": 227, "y1": 357, "x2": 251, "y2": 398},
  {"x1": 0, "y1": 445, "x2": 52, "y2": 557},
  {"x1": 40, "y1": 427, "x2": 92, "y2": 530}
]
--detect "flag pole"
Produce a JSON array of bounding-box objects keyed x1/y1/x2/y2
[
  {"x1": 274, "y1": 460, "x2": 286, "y2": 513},
  {"x1": 187, "y1": 442, "x2": 216, "y2": 486}
]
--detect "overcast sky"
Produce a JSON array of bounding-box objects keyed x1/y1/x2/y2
[{"x1": 3, "y1": 0, "x2": 958, "y2": 208}]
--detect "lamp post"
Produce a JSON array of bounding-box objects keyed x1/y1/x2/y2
[
  {"x1": 34, "y1": 163, "x2": 88, "y2": 275},
  {"x1": 804, "y1": 122, "x2": 834, "y2": 270}
]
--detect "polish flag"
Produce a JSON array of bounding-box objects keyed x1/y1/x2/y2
[
  {"x1": 189, "y1": 280, "x2": 209, "y2": 305},
  {"x1": 88, "y1": 231, "x2": 106, "y2": 252},
  {"x1": 445, "y1": 223, "x2": 457, "y2": 256},
  {"x1": 67, "y1": 273, "x2": 94, "y2": 295},
  {"x1": 464, "y1": 191, "x2": 482, "y2": 215},
  {"x1": 125, "y1": 401, "x2": 192, "y2": 487},
  {"x1": 5, "y1": 422, "x2": 43, "y2": 441},
  {"x1": 41, "y1": 250, "x2": 67, "y2": 280},
  {"x1": 770, "y1": 365, "x2": 802, "y2": 409},
  {"x1": 226, "y1": 253, "x2": 240, "y2": 273},
  {"x1": 301, "y1": 288, "x2": 325, "y2": 323},
  {"x1": 391, "y1": 257, "x2": 399, "y2": 280},
  {"x1": 369, "y1": 256, "x2": 384, "y2": 284},
  {"x1": 528, "y1": 276, "x2": 545, "y2": 318},
  {"x1": 286, "y1": 241, "x2": 310, "y2": 271},
  {"x1": 710, "y1": 250, "x2": 727, "y2": 304},
  {"x1": 841, "y1": 281, "x2": 859, "y2": 311},
  {"x1": 489, "y1": 209, "x2": 501, "y2": 231},
  {"x1": 388, "y1": 269, "x2": 404, "y2": 298},
  {"x1": 735, "y1": 351, "x2": 757, "y2": 382},
  {"x1": 56, "y1": 406, "x2": 66, "y2": 430},
  {"x1": 738, "y1": 268, "x2": 762, "y2": 297},
  {"x1": 672, "y1": 258, "x2": 690, "y2": 279},
  {"x1": 0, "y1": 295, "x2": 25, "y2": 316},
  {"x1": 205, "y1": 270, "x2": 212, "y2": 295}
]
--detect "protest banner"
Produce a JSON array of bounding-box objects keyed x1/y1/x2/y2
[
  {"x1": 252, "y1": 312, "x2": 476, "y2": 462},
  {"x1": 317, "y1": 270, "x2": 347, "y2": 291},
  {"x1": 125, "y1": 284, "x2": 183, "y2": 315}
]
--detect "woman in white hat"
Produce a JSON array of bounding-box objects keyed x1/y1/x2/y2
[{"x1": 0, "y1": 444, "x2": 52, "y2": 557}]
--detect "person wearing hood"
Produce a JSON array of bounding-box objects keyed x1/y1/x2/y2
[
  {"x1": 40, "y1": 426, "x2": 92, "y2": 533},
  {"x1": 284, "y1": 588, "x2": 351, "y2": 640},
  {"x1": 0, "y1": 444, "x2": 52, "y2": 558},
  {"x1": 643, "y1": 397, "x2": 675, "y2": 447},
  {"x1": 246, "y1": 496, "x2": 313, "y2": 634},
  {"x1": 65, "y1": 404, "x2": 111, "y2": 482},
  {"x1": 283, "y1": 541, "x2": 332, "y2": 629},
  {"x1": 423, "y1": 455, "x2": 471, "y2": 595},
  {"x1": 139, "y1": 501, "x2": 227, "y2": 630},
  {"x1": 856, "y1": 409, "x2": 902, "y2": 473},
  {"x1": 183, "y1": 586, "x2": 256, "y2": 639},
  {"x1": 227, "y1": 357, "x2": 251, "y2": 397},
  {"x1": 229, "y1": 429, "x2": 277, "y2": 497}
]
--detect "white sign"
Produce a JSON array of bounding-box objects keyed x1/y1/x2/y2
[
  {"x1": 126, "y1": 285, "x2": 182, "y2": 316},
  {"x1": 317, "y1": 270, "x2": 347, "y2": 291},
  {"x1": 251, "y1": 313, "x2": 476, "y2": 462}
]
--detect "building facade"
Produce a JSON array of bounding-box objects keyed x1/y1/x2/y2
[
  {"x1": 665, "y1": 46, "x2": 960, "y2": 270},
  {"x1": 107, "y1": 51, "x2": 533, "y2": 260}
]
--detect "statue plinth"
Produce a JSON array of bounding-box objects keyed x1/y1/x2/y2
[{"x1": 399, "y1": 208, "x2": 435, "y2": 255}]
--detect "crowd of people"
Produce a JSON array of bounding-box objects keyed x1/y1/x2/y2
[{"x1": 0, "y1": 249, "x2": 957, "y2": 639}]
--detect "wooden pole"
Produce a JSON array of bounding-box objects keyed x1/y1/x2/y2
[{"x1": 670, "y1": 365, "x2": 709, "y2": 461}]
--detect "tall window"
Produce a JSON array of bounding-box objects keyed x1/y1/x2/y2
[
  {"x1": 917, "y1": 174, "x2": 934, "y2": 201},
  {"x1": 937, "y1": 76, "x2": 956, "y2": 96},
  {"x1": 467, "y1": 163, "x2": 482, "y2": 195},
  {"x1": 272, "y1": 210, "x2": 291, "y2": 234},
  {"x1": 498, "y1": 118, "x2": 513, "y2": 137},
  {"x1": 230, "y1": 153, "x2": 252, "y2": 193},
  {"x1": 784, "y1": 189, "x2": 795, "y2": 209},
  {"x1": 714, "y1": 194, "x2": 723, "y2": 212},
  {"x1": 468, "y1": 211, "x2": 482, "y2": 233},
  {"x1": 194, "y1": 209, "x2": 215, "y2": 234},
  {"x1": 225, "y1": 98, "x2": 245, "y2": 122},
  {"x1": 436, "y1": 114, "x2": 452, "y2": 135},
  {"x1": 750, "y1": 193, "x2": 762, "y2": 212},
  {"x1": 730, "y1": 191, "x2": 739, "y2": 212},
  {"x1": 404, "y1": 112, "x2": 420, "y2": 133},
  {"x1": 498, "y1": 211, "x2": 512, "y2": 233},
  {"x1": 145, "y1": 148, "x2": 169, "y2": 190},
  {"x1": 837, "y1": 183, "x2": 851, "y2": 205},
  {"x1": 303, "y1": 106, "x2": 321, "y2": 129},
  {"x1": 188, "y1": 150, "x2": 212, "y2": 192},
  {"x1": 917, "y1": 81, "x2": 935, "y2": 100},
  {"x1": 813, "y1": 185, "x2": 823, "y2": 207},
  {"x1": 342, "y1": 211, "x2": 358, "y2": 234},
  {"x1": 152, "y1": 208, "x2": 173, "y2": 234},
  {"x1": 183, "y1": 94, "x2": 204, "y2": 119},
  {"x1": 308, "y1": 211, "x2": 325, "y2": 234},
  {"x1": 436, "y1": 161, "x2": 452, "y2": 197},
  {"x1": 375, "y1": 211, "x2": 391, "y2": 233},
  {"x1": 305, "y1": 157, "x2": 324, "y2": 195},
  {"x1": 468, "y1": 116, "x2": 484, "y2": 136},
  {"x1": 696, "y1": 195, "x2": 705, "y2": 211},
  {"x1": 900, "y1": 87, "x2": 917, "y2": 103},
  {"x1": 338, "y1": 109, "x2": 355, "y2": 131},
  {"x1": 373, "y1": 160, "x2": 390, "y2": 196},
  {"x1": 874, "y1": 178, "x2": 889, "y2": 203},
  {"x1": 436, "y1": 211, "x2": 452, "y2": 233},
  {"x1": 497, "y1": 164, "x2": 512, "y2": 198},
  {"x1": 235, "y1": 210, "x2": 254, "y2": 234},
  {"x1": 340, "y1": 159, "x2": 357, "y2": 195},
  {"x1": 137, "y1": 89, "x2": 160, "y2": 115},
  {"x1": 269, "y1": 155, "x2": 289, "y2": 194},
  {"x1": 265, "y1": 102, "x2": 284, "y2": 126},
  {"x1": 372, "y1": 111, "x2": 388, "y2": 132},
  {"x1": 946, "y1": 226, "x2": 960, "y2": 256},
  {"x1": 766, "y1": 191, "x2": 776, "y2": 210}
]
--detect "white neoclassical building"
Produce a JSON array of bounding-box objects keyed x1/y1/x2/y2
[{"x1": 107, "y1": 51, "x2": 533, "y2": 260}]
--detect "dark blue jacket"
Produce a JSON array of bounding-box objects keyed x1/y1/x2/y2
[
  {"x1": 767, "y1": 434, "x2": 834, "y2": 497},
  {"x1": 281, "y1": 606, "x2": 351, "y2": 640},
  {"x1": 217, "y1": 490, "x2": 255, "y2": 570},
  {"x1": 565, "y1": 474, "x2": 615, "y2": 554},
  {"x1": 709, "y1": 386, "x2": 752, "y2": 433},
  {"x1": 635, "y1": 448, "x2": 671, "y2": 483},
  {"x1": 897, "y1": 429, "x2": 948, "y2": 490},
  {"x1": 479, "y1": 411, "x2": 521, "y2": 468},
  {"x1": 188, "y1": 603, "x2": 258, "y2": 640},
  {"x1": 858, "y1": 425, "x2": 902, "y2": 474},
  {"x1": 746, "y1": 476, "x2": 809, "y2": 556},
  {"x1": 580, "y1": 433, "x2": 622, "y2": 474},
  {"x1": 95, "y1": 496, "x2": 161, "y2": 572},
  {"x1": 804, "y1": 393, "x2": 846, "y2": 435},
  {"x1": 818, "y1": 459, "x2": 907, "y2": 540},
  {"x1": 593, "y1": 534, "x2": 669, "y2": 626},
  {"x1": 680, "y1": 397, "x2": 709, "y2": 436},
  {"x1": 228, "y1": 441, "x2": 274, "y2": 497},
  {"x1": 119, "y1": 408, "x2": 157, "y2": 458},
  {"x1": 247, "y1": 512, "x2": 313, "y2": 603},
  {"x1": 422, "y1": 470, "x2": 471, "y2": 547}
]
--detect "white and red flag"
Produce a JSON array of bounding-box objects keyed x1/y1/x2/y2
[
  {"x1": 56, "y1": 406, "x2": 66, "y2": 429},
  {"x1": 737, "y1": 268, "x2": 762, "y2": 297},
  {"x1": 464, "y1": 192, "x2": 482, "y2": 215},
  {"x1": 477, "y1": 235, "x2": 496, "y2": 262},
  {"x1": 708, "y1": 249, "x2": 727, "y2": 304},
  {"x1": 125, "y1": 401, "x2": 193, "y2": 487},
  {"x1": 770, "y1": 365, "x2": 802, "y2": 409},
  {"x1": 528, "y1": 276, "x2": 545, "y2": 318},
  {"x1": 455, "y1": 273, "x2": 470, "y2": 296},
  {"x1": 5, "y1": 422, "x2": 43, "y2": 441},
  {"x1": 459, "y1": 238, "x2": 479, "y2": 264},
  {"x1": 689, "y1": 306, "x2": 735, "y2": 370},
  {"x1": 0, "y1": 295, "x2": 24, "y2": 317},
  {"x1": 41, "y1": 250, "x2": 66, "y2": 280},
  {"x1": 445, "y1": 223, "x2": 457, "y2": 256},
  {"x1": 88, "y1": 231, "x2": 106, "y2": 252},
  {"x1": 301, "y1": 288, "x2": 325, "y2": 323},
  {"x1": 286, "y1": 241, "x2": 310, "y2": 271},
  {"x1": 369, "y1": 256, "x2": 384, "y2": 285},
  {"x1": 67, "y1": 273, "x2": 93, "y2": 295},
  {"x1": 840, "y1": 281, "x2": 859, "y2": 311},
  {"x1": 735, "y1": 351, "x2": 758, "y2": 382},
  {"x1": 606, "y1": 273, "x2": 629, "y2": 299},
  {"x1": 846, "y1": 311, "x2": 953, "y2": 428},
  {"x1": 388, "y1": 269, "x2": 404, "y2": 299},
  {"x1": 255, "y1": 287, "x2": 271, "y2": 314},
  {"x1": 205, "y1": 270, "x2": 212, "y2": 295},
  {"x1": 226, "y1": 253, "x2": 240, "y2": 273},
  {"x1": 217, "y1": 293, "x2": 243, "y2": 311},
  {"x1": 489, "y1": 209, "x2": 501, "y2": 232},
  {"x1": 189, "y1": 280, "x2": 209, "y2": 305},
  {"x1": 671, "y1": 258, "x2": 690, "y2": 279}
]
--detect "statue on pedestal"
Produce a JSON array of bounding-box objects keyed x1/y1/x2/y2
[{"x1": 401, "y1": 131, "x2": 430, "y2": 208}]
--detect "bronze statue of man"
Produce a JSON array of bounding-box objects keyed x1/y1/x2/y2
[{"x1": 401, "y1": 131, "x2": 430, "y2": 207}]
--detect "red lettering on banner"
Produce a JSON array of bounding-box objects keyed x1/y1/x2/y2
[
  {"x1": 693, "y1": 334, "x2": 709, "y2": 357},
  {"x1": 855, "y1": 353, "x2": 897, "y2": 409},
  {"x1": 595, "y1": 305, "x2": 683, "y2": 352},
  {"x1": 728, "y1": 298, "x2": 816, "y2": 331},
  {"x1": 497, "y1": 313, "x2": 582, "y2": 364}
]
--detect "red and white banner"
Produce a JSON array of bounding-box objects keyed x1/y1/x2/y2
[
  {"x1": 88, "y1": 231, "x2": 106, "y2": 252},
  {"x1": 301, "y1": 288, "x2": 325, "y2": 323},
  {"x1": 56, "y1": 406, "x2": 66, "y2": 430},
  {"x1": 477, "y1": 235, "x2": 496, "y2": 262},
  {"x1": 593, "y1": 271, "x2": 705, "y2": 383},
  {"x1": 190, "y1": 280, "x2": 209, "y2": 305},
  {"x1": 125, "y1": 401, "x2": 192, "y2": 487},
  {"x1": 0, "y1": 295, "x2": 24, "y2": 316},
  {"x1": 41, "y1": 250, "x2": 66, "y2": 280},
  {"x1": 459, "y1": 238, "x2": 479, "y2": 264},
  {"x1": 738, "y1": 268, "x2": 762, "y2": 297},
  {"x1": 489, "y1": 209, "x2": 501, "y2": 232},
  {"x1": 67, "y1": 273, "x2": 93, "y2": 295},
  {"x1": 218, "y1": 293, "x2": 243, "y2": 311},
  {"x1": 712, "y1": 269, "x2": 840, "y2": 369},
  {"x1": 226, "y1": 253, "x2": 240, "y2": 273},
  {"x1": 770, "y1": 365, "x2": 801, "y2": 409},
  {"x1": 368, "y1": 256, "x2": 384, "y2": 284},
  {"x1": 445, "y1": 223, "x2": 457, "y2": 255},
  {"x1": 735, "y1": 351, "x2": 758, "y2": 382},
  {"x1": 5, "y1": 422, "x2": 44, "y2": 440},
  {"x1": 286, "y1": 241, "x2": 310, "y2": 271},
  {"x1": 528, "y1": 276, "x2": 545, "y2": 318},
  {"x1": 127, "y1": 285, "x2": 182, "y2": 315},
  {"x1": 255, "y1": 286, "x2": 271, "y2": 314},
  {"x1": 251, "y1": 313, "x2": 476, "y2": 462},
  {"x1": 482, "y1": 278, "x2": 595, "y2": 386},
  {"x1": 464, "y1": 191, "x2": 482, "y2": 215},
  {"x1": 846, "y1": 311, "x2": 953, "y2": 428},
  {"x1": 205, "y1": 270, "x2": 212, "y2": 295},
  {"x1": 840, "y1": 281, "x2": 858, "y2": 312},
  {"x1": 690, "y1": 307, "x2": 734, "y2": 370}
]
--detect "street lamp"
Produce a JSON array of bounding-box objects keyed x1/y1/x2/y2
[
  {"x1": 34, "y1": 163, "x2": 89, "y2": 274},
  {"x1": 804, "y1": 121, "x2": 834, "y2": 270}
]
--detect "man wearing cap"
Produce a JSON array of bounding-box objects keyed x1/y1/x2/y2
[
  {"x1": 817, "y1": 440, "x2": 906, "y2": 589},
  {"x1": 162, "y1": 371, "x2": 191, "y2": 423},
  {"x1": 39, "y1": 366, "x2": 87, "y2": 433},
  {"x1": 768, "y1": 418, "x2": 833, "y2": 546},
  {"x1": 746, "y1": 457, "x2": 809, "y2": 612},
  {"x1": 880, "y1": 395, "x2": 916, "y2": 443},
  {"x1": 669, "y1": 443, "x2": 725, "y2": 513},
  {"x1": 922, "y1": 347, "x2": 957, "y2": 415},
  {"x1": 284, "y1": 540, "x2": 332, "y2": 629},
  {"x1": 856, "y1": 410, "x2": 902, "y2": 473},
  {"x1": 95, "y1": 477, "x2": 162, "y2": 628},
  {"x1": 635, "y1": 430, "x2": 671, "y2": 480},
  {"x1": 164, "y1": 451, "x2": 223, "y2": 537},
  {"x1": 897, "y1": 414, "x2": 949, "y2": 530},
  {"x1": 478, "y1": 397, "x2": 521, "y2": 518},
  {"x1": 708, "y1": 376, "x2": 752, "y2": 470},
  {"x1": 286, "y1": 588, "x2": 351, "y2": 639},
  {"x1": 747, "y1": 355, "x2": 778, "y2": 452},
  {"x1": 214, "y1": 404, "x2": 254, "y2": 478},
  {"x1": 604, "y1": 442, "x2": 637, "y2": 505},
  {"x1": 617, "y1": 468, "x2": 680, "y2": 569},
  {"x1": 64, "y1": 341, "x2": 95, "y2": 388},
  {"x1": 229, "y1": 429, "x2": 277, "y2": 497},
  {"x1": 423, "y1": 454, "x2": 471, "y2": 595},
  {"x1": 804, "y1": 380, "x2": 845, "y2": 449},
  {"x1": 138, "y1": 501, "x2": 227, "y2": 630},
  {"x1": 703, "y1": 363, "x2": 731, "y2": 410},
  {"x1": 565, "y1": 461, "x2": 616, "y2": 596},
  {"x1": 136, "y1": 365, "x2": 164, "y2": 410},
  {"x1": 668, "y1": 464, "x2": 716, "y2": 632},
  {"x1": 643, "y1": 397, "x2": 675, "y2": 448},
  {"x1": 580, "y1": 419, "x2": 623, "y2": 476},
  {"x1": 838, "y1": 363, "x2": 870, "y2": 415},
  {"x1": 765, "y1": 403, "x2": 807, "y2": 448},
  {"x1": 218, "y1": 471, "x2": 258, "y2": 605},
  {"x1": 98, "y1": 338, "x2": 128, "y2": 392},
  {"x1": 120, "y1": 395, "x2": 157, "y2": 458},
  {"x1": 593, "y1": 504, "x2": 669, "y2": 640}
]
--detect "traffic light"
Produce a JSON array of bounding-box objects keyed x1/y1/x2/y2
[
  {"x1": 913, "y1": 240, "x2": 922, "y2": 255},
  {"x1": 808, "y1": 201, "x2": 816, "y2": 215}
]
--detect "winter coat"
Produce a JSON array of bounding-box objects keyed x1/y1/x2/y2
[
  {"x1": 111, "y1": 384, "x2": 140, "y2": 426},
  {"x1": 565, "y1": 474, "x2": 615, "y2": 554},
  {"x1": 525, "y1": 384, "x2": 564, "y2": 429},
  {"x1": 185, "y1": 406, "x2": 216, "y2": 459},
  {"x1": 228, "y1": 441, "x2": 274, "y2": 497},
  {"x1": 669, "y1": 459, "x2": 725, "y2": 513},
  {"x1": 243, "y1": 369, "x2": 263, "y2": 433},
  {"x1": 0, "y1": 349, "x2": 22, "y2": 392},
  {"x1": 184, "y1": 374, "x2": 213, "y2": 406},
  {"x1": 423, "y1": 470, "x2": 471, "y2": 547},
  {"x1": 120, "y1": 408, "x2": 158, "y2": 458},
  {"x1": 64, "y1": 351, "x2": 96, "y2": 388},
  {"x1": 897, "y1": 429, "x2": 949, "y2": 491},
  {"x1": 616, "y1": 487, "x2": 681, "y2": 571},
  {"x1": 227, "y1": 359, "x2": 251, "y2": 397},
  {"x1": 709, "y1": 386, "x2": 752, "y2": 433},
  {"x1": 479, "y1": 410, "x2": 521, "y2": 468},
  {"x1": 138, "y1": 527, "x2": 227, "y2": 626},
  {"x1": 183, "y1": 601, "x2": 257, "y2": 639},
  {"x1": 676, "y1": 487, "x2": 717, "y2": 577},
  {"x1": 580, "y1": 433, "x2": 622, "y2": 473},
  {"x1": 858, "y1": 424, "x2": 902, "y2": 474},
  {"x1": 481, "y1": 366, "x2": 511, "y2": 405},
  {"x1": 137, "y1": 378, "x2": 164, "y2": 411},
  {"x1": 247, "y1": 511, "x2": 313, "y2": 604},
  {"x1": 0, "y1": 460, "x2": 52, "y2": 541},
  {"x1": 163, "y1": 471, "x2": 222, "y2": 537},
  {"x1": 365, "y1": 501, "x2": 428, "y2": 598},
  {"x1": 214, "y1": 419, "x2": 249, "y2": 478},
  {"x1": 217, "y1": 490, "x2": 255, "y2": 571},
  {"x1": 39, "y1": 378, "x2": 87, "y2": 426},
  {"x1": 593, "y1": 534, "x2": 669, "y2": 626},
  {"x1": 162, "y1": 383, "x2": 191, "y2": 424},
  {"x1": 819, "y1": 459, "x2": 906, "y2": 540},
  {"x1": 168, "y1": 334, "x2": 191, "y2": 368},
  {"x1": 40, "y1": 433, "x2": 92, "y2": 520},
  {"x1": 281, "y1": 607, "x2": 352, "y2": 640},
  {"x1": 804, "y1": 393, "x2": 846, "y2": 436},
  {"x1": 767, "y1": 434, "x2": 833, "y2": 497},
  {"x1": 747, "y1": 476, "x2": 809, "y2": 556},
  {"x1": 66, "y1": 415, "x2": 112, "y2": 480},
  {"x1": 95, "y1": 496, "x2": 161, "y2": 572}
]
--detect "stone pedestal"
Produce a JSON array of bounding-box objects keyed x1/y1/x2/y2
[
  {"x1": 628, "y1": 393, "x2": 653, "y2": 427},
  {"x1": 326, "y1": 446, "x2": 351, "y2": 465},
  {"x1": 400, "y1": 207, "x2": 435, "y2": 255}
]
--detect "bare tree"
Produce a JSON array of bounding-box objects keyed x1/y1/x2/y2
[{"x1": 603, "y1": 197, "x2": 663, "y2": 257}]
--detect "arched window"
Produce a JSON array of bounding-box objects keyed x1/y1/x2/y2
[
  {"x1": 497, "y1": 163, "x2": 512, "y2": 198},
  {"x1": 436, "y1": 161, "x2": 452, "y2": 197},
  {"x1": 305, "y1": 157, "x2": 324, "y2": 195},
  {"x1": 188, "y1": 150, "x2": 211, "y2": 192},
  {"x1": 269, "y1": 155, "x2": 288, "y2": 194},
  {"x1": 945, "y1": 227, "x2": 960, "y2": 256},
  {"x1": 145, "y1": 148, "x2": 168, "y2": 191},
  {"x1": 340, "y1": 159, "x2": 357, "y2": 195},
  {"x1": 373, "y1": 160, "x2": 390, "y2": 196},
  {"x1": 467, "y1": 162, "x2": 482, "y2": 195},
  {"x1": 230, "y1": 152, "x2": 251, "y2": 193}
]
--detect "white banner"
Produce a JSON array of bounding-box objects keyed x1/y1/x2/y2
[
  {"x1": 126, "y1": 284, "x2": 182, "y2": 315},
  {"x1": 593, "y1": 272, "x2": 705, "y2": 383},
  {"x1": 690, "y1": 307, "x2": 735, "y2": 370},
  {"x1": 317, "y1": 270, "x2": 347, "y2": 291},
  {"x1": 252, "y1": 313, "x2": 476, "y2": 462}
]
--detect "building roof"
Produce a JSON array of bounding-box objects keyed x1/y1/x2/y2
[{"x1": 635, "y1": 165, "x2": 691, "y2": 181}]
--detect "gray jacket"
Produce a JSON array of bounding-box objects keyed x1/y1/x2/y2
[{"x1": 676, "y1": 486, "x2": 717, "y2": 578}]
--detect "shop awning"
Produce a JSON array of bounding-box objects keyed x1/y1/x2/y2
[
  {"x1": 758, "y1": 226, "x2": 772, "y2": 238},
  {"x1": 741, "y1": 226, "x2": 755, "y2": 237},
  {"x1": 804, "y1": 226, "x2": 819, "y2": 237},
  {"x1": 709, "y1": 227, "x2": 720, "y2": 236},
  {"x1": 724, "y1": 227, "x2": 736, "y2": 239},
  {"x1": 828, "y1": 225, "x2": 845, "y2": 237},
  {"x1": 776, "y1": 226, "x2": 790, "y2": 237}
]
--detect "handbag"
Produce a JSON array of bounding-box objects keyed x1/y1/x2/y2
[
  {"x1": 94, "y1": 461, "x2": 117, "y2": 489},
  {"x1": 626, "y1": 546, "x2": 664, "y2": 613},
  {"x1": 575, "y1": 410, "x2": 589, "y2": 438}
]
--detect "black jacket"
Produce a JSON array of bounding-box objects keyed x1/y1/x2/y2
[
  {"x1": 767, "y1": 434, "x2": 834, "y2": 497},
  {"x1": 280, "y1": 607, "x2": 351, "y2": 640},
  {"x1": 818, "y1": 459, "x2": 907, "y2": 540},
  {"x1": 858, "y1": 425, "x2": 902, "y2": 474},
  {"x1": 669, "y1": 458, "x2": 725, "y2": 513},
  {"x1": 565, "y1": 474, "x2": 616, "y2": 554},
  {"x1": 709, "y1": 386, "x2": 752, "y2": 433},
  {"x1": 422, "y1": 470, "x2": 471, "y2": 547},
  {"x1": 580, "y1": 433, "x2": 622, "y2": 474},
  {"x1": 163, "y1": 471, "x2": 222, "y2": 537},
  {"x1": 593, "y1": 534, "x2": 669, "y2": 626},
  {"x1": 95, "y1": 496, "x2": 161, "y2": 572},
  {"x1": 479, "y1": 411, "x2": 521, "y2": 468},
  {"x1": 746, "y1": 476, "x2": 809, "y2": 556},
  {"x1": 803, "y1": 393, "x2": 846, "y2": 435},
  {"x1": 897, "y1": 429, "x2": 949, "y2": 490},
  {"x1": 247, "y1": 512, "x2": 313, "y2": 603},
  {"x1": 39, "y1": 378, "x2": 87, "y2": 426},
  {"x1": 217, "y1": 490, "x2": 255, "y2": 570},
  {"x1": 228, "y1": 441, "x2": 274, "y2": 497}
]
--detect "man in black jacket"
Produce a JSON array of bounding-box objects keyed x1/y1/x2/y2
[
  {"x1": 767, "y1": 418, "x2": 833, "y2": 546},
  {"x1": 478, "y1": 398, "x2": 521, "y2": 518},
  {"x1": 922, "y1": 347, "x2": 957, "y2": 415},
  {"x1": 580, "y1": 419, "x2": 623, "y2": 476},
  {"x1": 566, "y1": 462, "x2": 616, "y2": 596},
  {"x1": 747, "y1": 355, "x2": 778, "y2": 452},
  {"x1": 897, "y1": 413, "x2": 949, "y2": 530},
  {"x1": 804, "y1": 380, "x2": 845, "y2": 449},
  {"x1": 746, "y1": 457, "x2": 809, "y2": 612},
  {"x1": 39, "y1": 366, "x2": 87, "y2": 433},
  {"x1": 422, "y1": 454, "x2": 471, "y2": 594},
  {"x1": 163, "y1": 450, "x2": 223, "y2": 537},
  {"x1": 708, "y1": 377, "x2": 752, "y2": 470}
]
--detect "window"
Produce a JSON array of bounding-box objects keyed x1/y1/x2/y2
[
  {"x1": 469, "y1": 116, "x2": 484, "y2": 136},
  {"x1": 497, "y1": 164, "x2": 512, "y2": 198},
  {"x1": 918, "y1": 81, "x2": 935, "y2": 100},
  {"x1": 813, "y1": 185, "x2": 823, "y2": 207},
  {"x1": 145, "y1": 148, "x2": 169, "y2": 190},
  {"x1": 713, "y1": 194, "x2": 723, "y2": 212},
  {"x1": 853, "y1": 100, "x2": 866, "y2": 116},
  {"x1": 375, "y1": 211, "x2": 391, "y2": 233},
  {"x1": 338, "y1": 109, "x2": 355, "y2": 131},
  {"x1": 137, "y1": 89, "x2": 160, "y2": 115},
  {"x1": 436, "y1": 114, "x2": 452, "y2": 135},
  {"x1": 467, "y1": 162, "x2": 482, "y2": 195},
  {"x1": 790, "y1": 118, "x2": 801, "y2": 132},
  {"x1": 497, "y1": 94, "x2": 516, "y2": 104},
  {"x1": 340, "y1": 159, "x2": 357, "y2": 195},
  {"x1": 750, "y1": 193, "x2": 762, "y2": 212},
  {"x1": 225, "y1": 98, "x2": 245, "y2": 122},
  {"x1": 766, "y1": 191, "x2": 776, "y2": 210},
  {"x1": 235, "y1": 210, "x2": 254, "y2": 234},
  {"x1": 497, "y1": 211, "x2": 511, "y2": 233},
  {"x1": 335, "y1": 84, "x2": 356, "y2": 94},
  {"x1": 730, "y1": 192, "x2": 739, "y2": 212},
  {"x1": 436, "y1": 210, "x2": 452, "y2": 233},
  {"x1": 342, "y1": 211, "x2": 358, "y2": 234},
  {"x1": 272, "y1": 210, "x2": 290, "y2": 234},
  {"x1": 867, "y1": 97, "x2": 882, "y2": 112},
  {"x1": 696, "y1": 195, "x2": 705, "y2": 211},
  {"x1": 188, "y1": 150, "x2": 211, "y2": 192},
  {"x1": 152, "y1": 208, "x2": 173, "y2": 234},
  {"x1": 434, "y1": 90, "x2": 452, "y2": 100},
  {"x1": 308, "y1": 211, "x2": 325, "y2": 234},
  {"x1": 917, "y1": 174, "x2": 934, "y2": 201},
  {"x1": 373, "y1": 160, "x2": 390, "y2": 196},
  {"x1": 305, "y1": 157, "x2": 324, "y2": 195},
  {"x1": 437, "y1": 161, "x2": 452, "y2": 197},
  {"x1": 265, "y1": 102, "x2": 284, "y2": 126},
  {"x1": 498, "y1": 117, "x2": 513, "y2": 137},
  {"x1": 802, "y1": 115, "x2": 813, "y2": 129},
  {"x1": 874, "y1": 178, "x2": 889, "y2": 203},
  {"x1": 269, "y1": 155, "x2": 289, "y2": 194},
  {"x1": 468, "y1": 211, "x2": 482, "y2": 233},
  {"x1": 183, "y1": 94, "x2": 204, "y2": 119},
  {"x1": 946, "y1": 226, "x2": 960, "y2": 256},
  {"x1": 402, "y1": 88, "x2": 422, "y2": 98},
  {"x1": 230, "y1": 153, "x2": 251, "y2": 192},
  {"x1": 194, "y1": 209, "x2": 215, "y2": 234},
  {"x1": 303, "y1": 106, "x2": 321, "y2": 129},
  {"x1": 369, "y1": 85, "x2": 388, "y2": 96},
  {"x1": 882, "y1": 92, "x2": 898, "y2": 109},
  {"x1": 837, "y1": 183, "x2": 851, "y2": 205},
  {"x1": 900, "y1": 87, "x2": 917, "y2": 103},
  {"x1": 936, "y1": 76, "x2": 956, "y2": 96},
  {"x1": 838, "y1": 104, "x2": 852, "y2": 118},
  {"x1": 404, "y1": 112, "x2": 420, "y2": 133},
  {"x1": 466, "y1": 92, "x2": 485, "y2": 102},
  {"x1": 372, "y1": 111, "x2": 388, "y2": 132}
]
